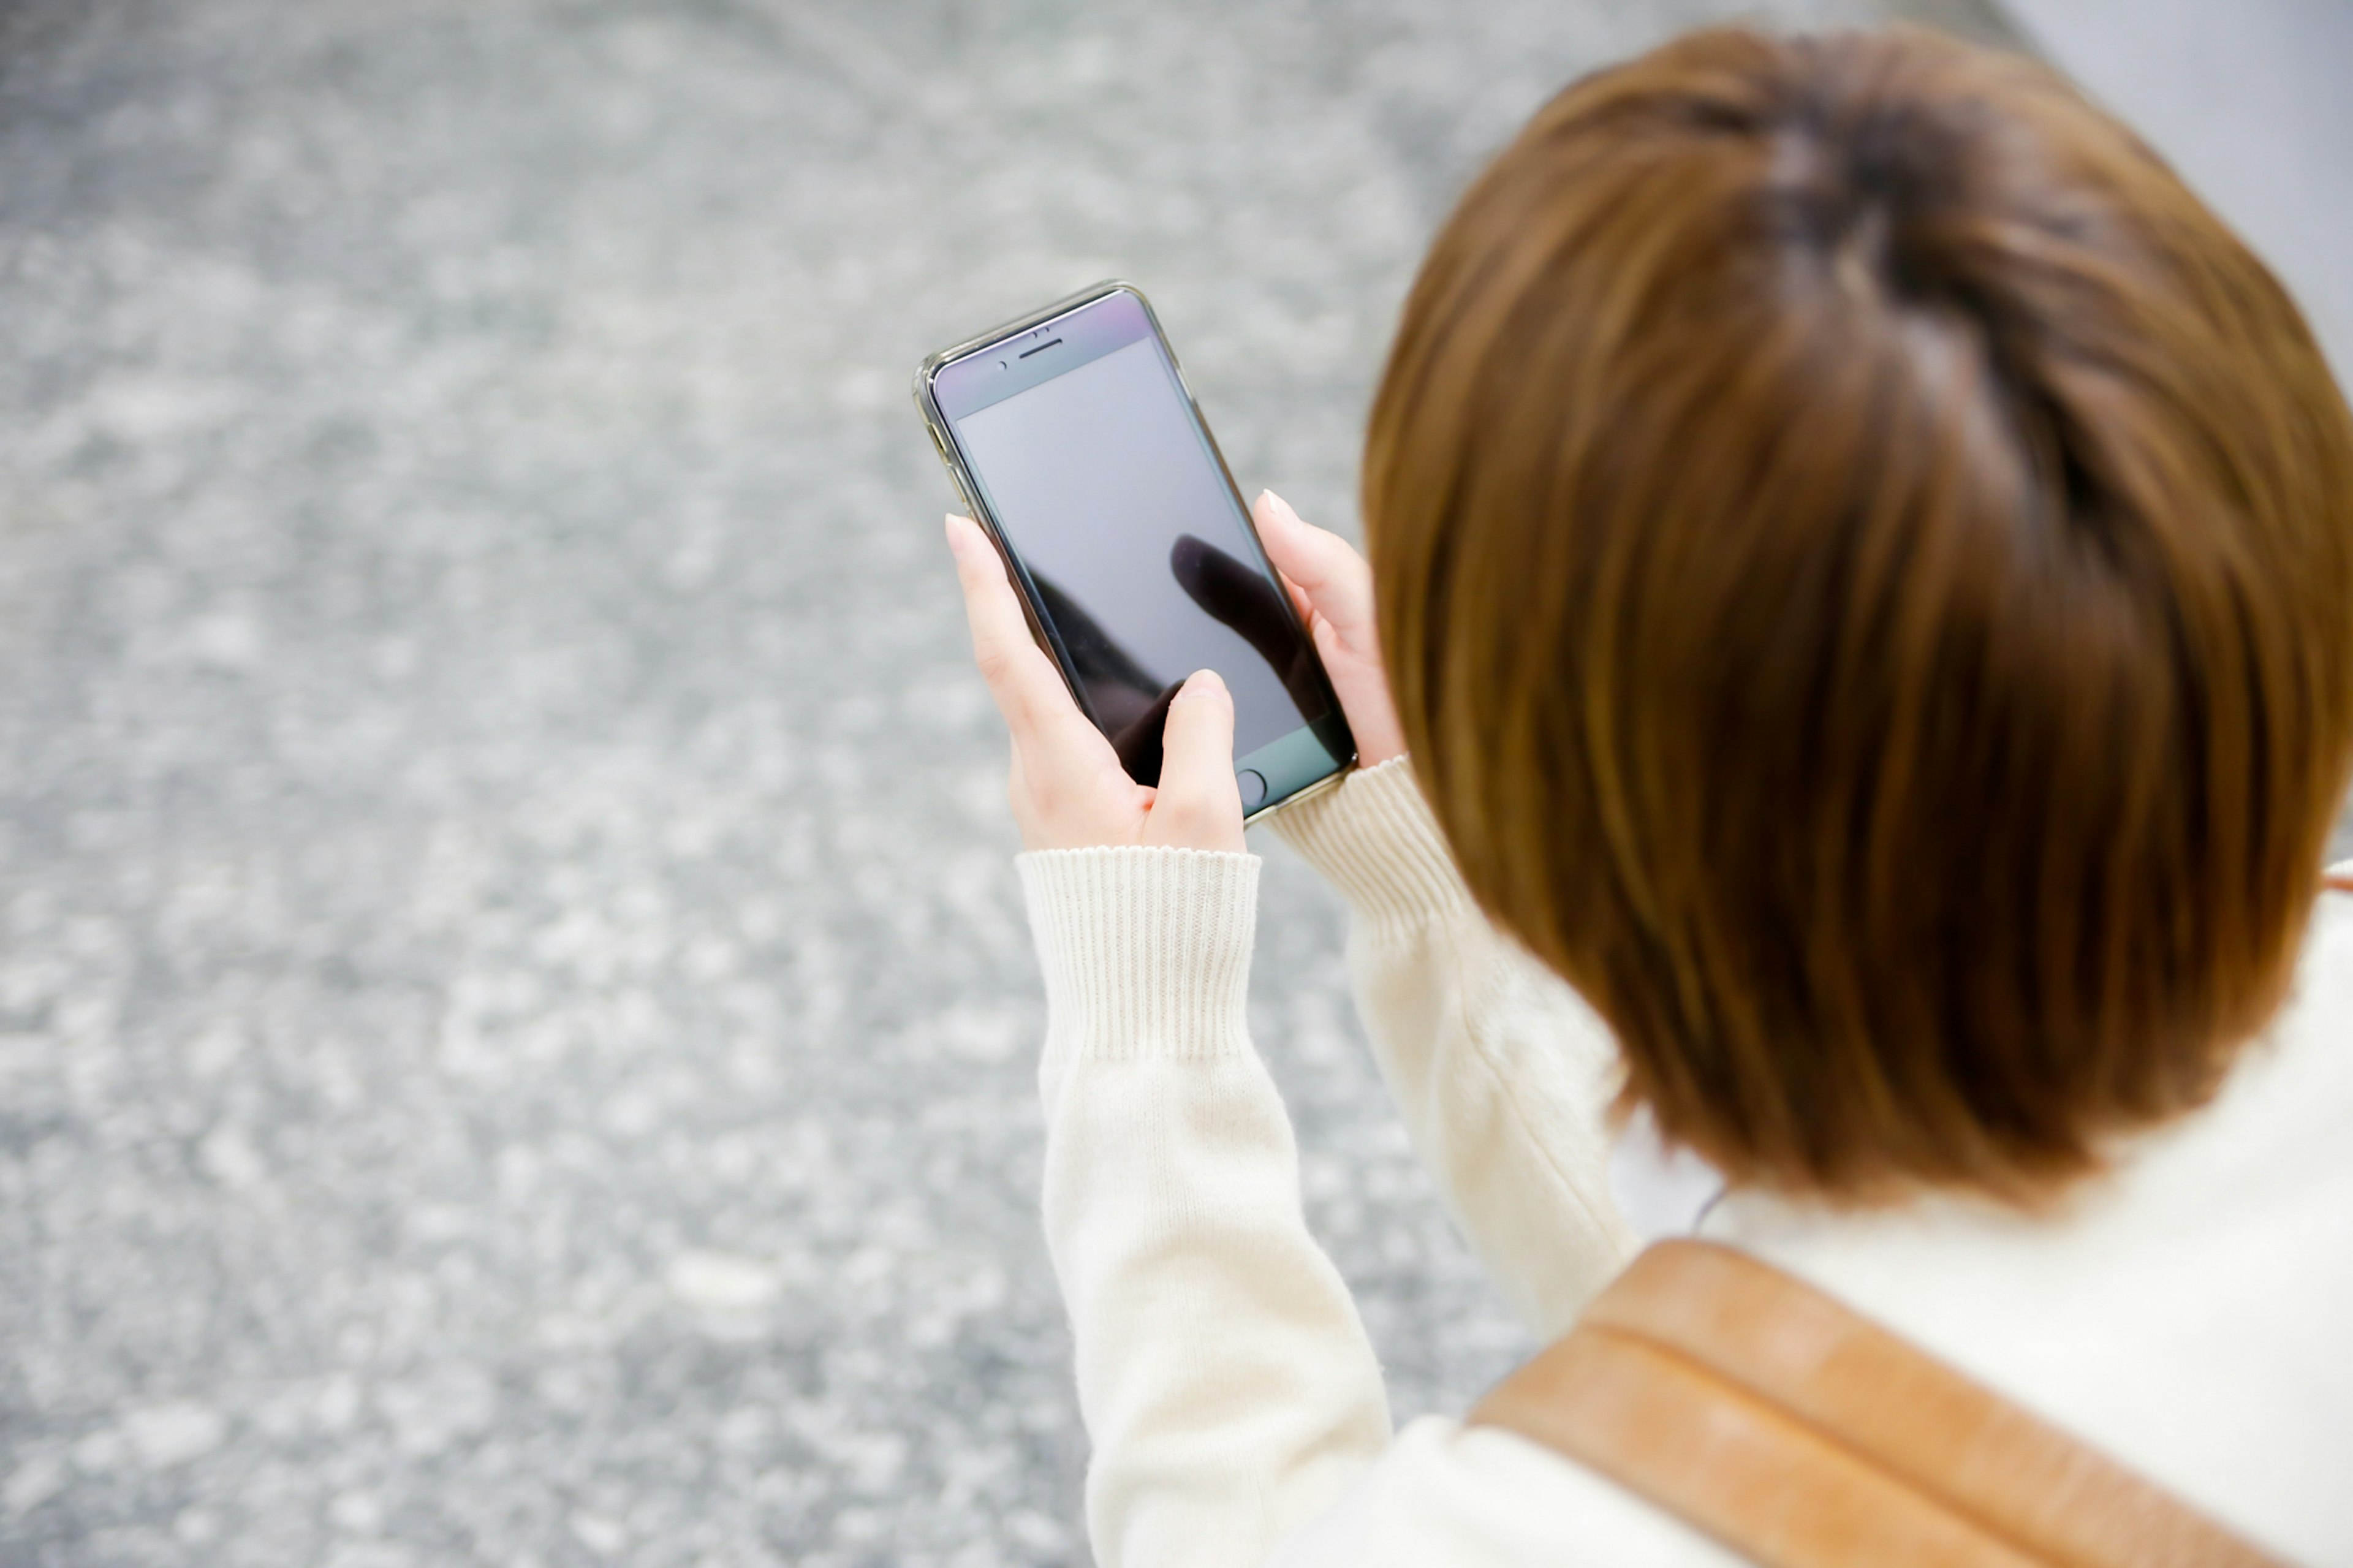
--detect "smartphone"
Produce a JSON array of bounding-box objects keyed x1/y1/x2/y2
[{"x1": 915, "y1": 282, "x2": 1355, "y2": 822}]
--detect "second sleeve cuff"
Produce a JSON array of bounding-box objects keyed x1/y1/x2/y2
[{"x1": 1267, "y1": 756, "x2": 1472, "y2": 933}]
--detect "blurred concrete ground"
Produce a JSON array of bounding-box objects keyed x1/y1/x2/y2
[{"x1": 0, "y1": 2, "x2": 2336, "y2": 1566}]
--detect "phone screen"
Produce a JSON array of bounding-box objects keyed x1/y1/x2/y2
[{"x1": 930, "y1": 289, "x2": 1344, "y2": 795}]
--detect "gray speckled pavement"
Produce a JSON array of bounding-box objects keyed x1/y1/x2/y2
[{"x1": 7, "y1": 3, "x2": 2322, "y2": 1567}]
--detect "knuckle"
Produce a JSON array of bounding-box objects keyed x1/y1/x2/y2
[
  {"x1": 1151, "y1": 801, "x2": 1203, "y2": 840},
  {"x1": 972, "y1": 643, "x2": 1016, "y2": 686},
  {"x1": 1159, "y1": 781, "x2": 1220, "y2": 824}
]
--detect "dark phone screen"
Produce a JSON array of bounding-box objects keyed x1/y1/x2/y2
[{"x1": 936, "y1": 292, "x2": 1331, "y2": 785}]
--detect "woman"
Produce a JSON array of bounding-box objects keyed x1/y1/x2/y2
[{"x1": 943, "y1": 26, "x2": 2353, "y2": 1567}]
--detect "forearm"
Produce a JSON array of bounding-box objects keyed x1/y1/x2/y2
[
  {"x1": 1273, "y1": 760, "x2": 1637, "y2": 1338},
  {"x1": 1023, "y1": 847, "x2": 1390, "y2": 1568}
]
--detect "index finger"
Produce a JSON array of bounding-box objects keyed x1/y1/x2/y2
[
  {"x1": 1252, "y1": 490, "x2": 1374, "y2": 625},
  {"x1": 944, "y1": 514, "x2": 1102, "y2": 753}
]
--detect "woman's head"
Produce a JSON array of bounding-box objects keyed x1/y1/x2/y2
[{"x1": 1366, "y1": 26, "x2": 2353, "y2": 1201}]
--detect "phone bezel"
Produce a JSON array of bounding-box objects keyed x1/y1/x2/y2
[{"x1": 913, "y1": 280, "x2": 1356, "y2": 825}]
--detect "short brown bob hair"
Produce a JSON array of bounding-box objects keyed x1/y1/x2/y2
[{"x1": 1366, "y1": 26, "x2": 2353, "y2": 1200}]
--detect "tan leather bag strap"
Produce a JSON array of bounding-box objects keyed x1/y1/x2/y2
[{"x1": 1470, "y1": 1240, "x2": 2283, "y2": 1568}]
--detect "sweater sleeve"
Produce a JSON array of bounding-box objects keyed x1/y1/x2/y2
[
  {"x1": 1270, "y1": 759, "x2": 1639, "y2": 1339},
  {"x1": 1019, "y1": 845, "x2": 1392, "y2": 1568}
]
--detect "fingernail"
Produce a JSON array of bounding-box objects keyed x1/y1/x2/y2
[
  {"x1": 944, "y1": 513, "x2": 969, "y2": 553},
  {"x1": 1176, "y1": 668, "x2": 1227, "y2": 700},
  {"x1": 1260, "y1": 490, "x2": 1296, "y2": 522}
]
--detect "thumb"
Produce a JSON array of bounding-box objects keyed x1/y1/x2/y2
[{"x1": 1143, "y1": 670, "x2": 1245, "y2": 852}]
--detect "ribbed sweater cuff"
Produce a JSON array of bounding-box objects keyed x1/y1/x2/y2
[
  {"x1": 1269, "y1": 756, "x2": 1471, "y2": 933},
  {"x1": 1017, "y1": 846, "x2": 1260, "y2": 1064}
]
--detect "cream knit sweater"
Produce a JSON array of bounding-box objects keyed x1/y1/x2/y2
[{"x1": 1015, "y1": 759, "x2": 2353, "y2": 1567}]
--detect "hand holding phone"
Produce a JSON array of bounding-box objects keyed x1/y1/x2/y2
[
  {"x1": 917, "y1": 282, "x2": 1359, "y2": 824},
  {"x1": 948, "y1": 512, "x2": 1247, "y2": 853}
]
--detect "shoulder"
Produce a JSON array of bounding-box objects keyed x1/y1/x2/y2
[
  {"x1": 1267, "y1": 1415, "x2": 1745, "y2": 1567},
  {"x1": 1695, "y1": 880, "x2": 2353, "y2": 1562}
]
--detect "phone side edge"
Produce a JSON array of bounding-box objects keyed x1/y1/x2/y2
[{"x1": 912, "y1": 341, "x2": 1102, "y2": 733}]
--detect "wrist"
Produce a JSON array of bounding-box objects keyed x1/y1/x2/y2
[
  {"x1": 1270, "y1": 756, "x2": 1472, "y2": 932},
  {"x1": 1017, "y1": 846, "x2": 1260, "y2": 1064}
]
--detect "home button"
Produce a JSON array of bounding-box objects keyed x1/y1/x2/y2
[{"x1": 1237, "y1": 769, "x2": 1269, "y2": 810}]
